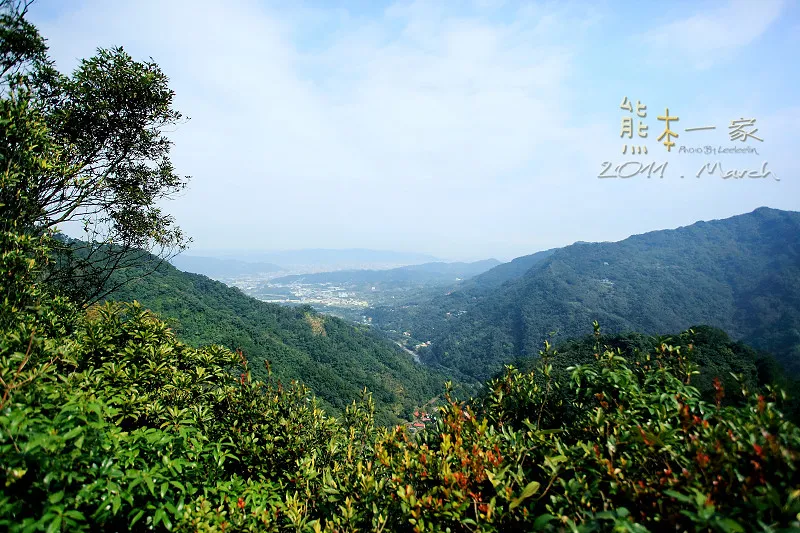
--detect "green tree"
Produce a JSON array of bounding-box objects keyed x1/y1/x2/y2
[{"x1": 0, "y1": 0, "x2": 189, "y2": 304}]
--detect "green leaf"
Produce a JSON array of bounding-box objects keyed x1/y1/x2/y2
[
  {"x1": 62, "y1": 426, "x2": 83, "y2": 440},
  {"x1": 46, "y1": 515, "x2": 62, "y2": 533},
  {"x1": 664, "y1": 489, "x2": 692, "y2": 503},
  {"x1": 715, "y1": 518, "x2": 745, "y2": 533},
  {"x1": 509, "y1": 481, "x2": 540, "y2": 510},
  {"x1": 63, "y1": 510, "x2": 85, "y2": 521},
  {"x1": 533, "y1": 514, "x2": 555, "y2": 529},
  {"x1": 154, "y1": 508, "x2": 165, "y2": 526}
]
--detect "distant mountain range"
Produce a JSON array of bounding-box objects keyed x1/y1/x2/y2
[
  {"x1": 369, "y1": 207, "x2": 800, "y2": 381},
  {"x1": 169, "y1": 255, "x2": 282, "y2": 279},
  {"x1": 120, "y1": 207, "x2": 800, "y2": 411},
  {"x1": 456, "y1": 249, "x2": 556, "y2": 291},
  {"x1": 183, "y1": 248, "x2": 441, "y2": 272},
  {"x1": 270, "y1": 259, "x2": 502, "y2": 287}
]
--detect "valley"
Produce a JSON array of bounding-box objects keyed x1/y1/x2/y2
[
  {"x1": 188, "y1": 258, "x2": 503, "y2": 324},
  {"x1": 181, "y1": 207, "x2": 800, "y2": 388}
]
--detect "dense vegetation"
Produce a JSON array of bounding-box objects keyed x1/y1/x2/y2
[
  {"x1": 506, "y1": 325, "x2": 800, "y2": 423},
  {"x1": 456, "y1": 249, "x2": 556, "y2": 292},
  {"x1": 3, "y1": 238, "x2": 800, "y2": 531},
  {"x1": 104, "y1": 254, "x2": 449, "y2": 426},
  {"x1": 371, "y1": 207, "x2": 800, "y2": 382}
]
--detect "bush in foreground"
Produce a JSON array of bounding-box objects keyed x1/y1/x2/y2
[{"x1": 1, "y1": 235, "x2": 799, "y2": 531}]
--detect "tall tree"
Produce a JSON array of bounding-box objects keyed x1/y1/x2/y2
[{"x1": 0, "y1": 0, "x2": 190, "y2": 304}]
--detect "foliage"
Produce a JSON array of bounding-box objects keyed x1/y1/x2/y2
[
  {"x1": 3, "y1": 243, "x2": 800, "y2": 531},
  {"x1": 0, "y1": 1, "x2": 47, "y2": 81},
  {"x1": 1, "y1": 236, "x2": 339, "y2": 530},
  {"x1": 0, "y1": 0, "x2": 189, "y2": 304},
  {"x1": 503, "y1": 325, "x2": 800, "y2": 421}
]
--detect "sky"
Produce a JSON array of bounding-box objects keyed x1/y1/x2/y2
[{"x1": 28, "y1": 0, "x2": 800, "y2": 261}]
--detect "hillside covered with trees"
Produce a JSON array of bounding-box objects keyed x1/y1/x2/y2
[
  {"x1": 104, "y1": 256, "x2": 450, "y2": 425},
  {"x1": 371, "y1": 207, "x2": 800, "y2": 382},
  {"x1": 4, "y1": 241, "x2": 800, "y2": 530}
]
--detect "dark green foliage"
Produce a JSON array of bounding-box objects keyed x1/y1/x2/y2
[
  {"x1": 0, "y1": 237, "x2": 341, "y2": 531},
  {"x1": 519, "y1": 326, "x2": 786, "y2": 403},
  {"x1": 3, "y1": 247, "x2": 799, "y2": 531}
]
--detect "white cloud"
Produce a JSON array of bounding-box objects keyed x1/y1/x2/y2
[
  {"x1": 27, "y1": 0, "x2": 799, "y2": 260},
  {"x1": 30, "y1": 0, "x2": 604, "y2": 257}
]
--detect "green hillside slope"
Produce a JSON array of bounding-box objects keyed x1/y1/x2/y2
[
  {"x1": 371, "y1": 207, "x2": 800, "y2": 382},
  {"x1": 106, "y1": 259, "x2": 449, "y2": 425},
  {"x1": 459, "y1": 248, "x2": 556, "y2": 291}
]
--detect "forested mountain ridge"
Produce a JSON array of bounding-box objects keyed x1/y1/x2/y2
[
  {"x1": 105, "y1": 257, "x2": 449, "y2": 425},
  {"x1": 458, "y1": 248, "x2": 556, "y2": 292},
  {"x1": 270, "y1": 258, "x2": 501, "y2": 286},
  {"x1": 371, "y1": 207, "x2": 800, "y2": 382}
]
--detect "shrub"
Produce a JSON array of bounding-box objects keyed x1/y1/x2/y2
[{"x1": 2, "y1": 241, "x2": 799, "y2": 531}]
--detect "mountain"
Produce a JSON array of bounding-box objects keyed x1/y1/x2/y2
[
  {"x1": 169, "y1": 255, "x2": 283, "y2": 279},
  {"x1": 458, "y1": 249, "x2": 556, "y2": 292},
  {"x1": 370, "y1": 207, "x2": 800, "y2": 381},
  {"x1": 270, "y1": 259, "x2": 502, "y2": 287},
  {"x1": 399, "y1": 259, "x2": 502, "y2": 275},
  {"x1": 105, "y1": 258, "x2": 451, "y2": 425},
  {"x1": 188, "y1": 248, "x2": 441, "y2": 271}
]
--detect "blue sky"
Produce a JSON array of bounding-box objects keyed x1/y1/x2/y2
[{"x1": 28, "y1": 0, "x2": 800, "y2": 261}]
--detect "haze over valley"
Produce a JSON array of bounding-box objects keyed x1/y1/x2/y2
[{"x1": 168, "y1": 207, "x2": 800, "y2": 381}]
